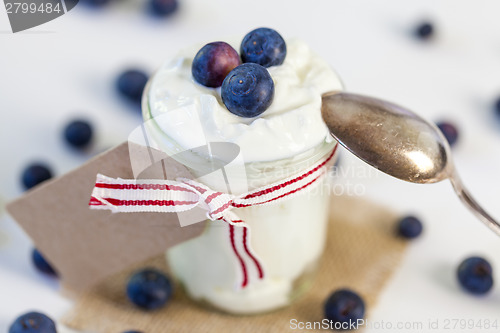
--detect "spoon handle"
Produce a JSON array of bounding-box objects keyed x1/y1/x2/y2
[{"x1": 450, "y1": 174, "x2": 500, "y2": 236}]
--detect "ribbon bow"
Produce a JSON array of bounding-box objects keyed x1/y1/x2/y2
[{"x1": 89, "y1": 145, "x2": 337, "y2": 288}]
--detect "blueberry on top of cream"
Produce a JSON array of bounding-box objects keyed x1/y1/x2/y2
[
  {"x1": 191, "y1": 42, "x2": 241, "y2": 88},
  {"x1": 221, "y1": 63, "x2": 274, "y2": 118},
  {"x1": 241, "y1": 27, "x2": 287, "y2": 68}
]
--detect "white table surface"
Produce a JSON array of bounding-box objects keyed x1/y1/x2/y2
[{"x1": 1, "y1": 0, "x2": 500, "y2": 332}]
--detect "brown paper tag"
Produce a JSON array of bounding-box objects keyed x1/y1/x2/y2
[{"x1": 6, "y1": 142, "x2": 206, "y2": 293}]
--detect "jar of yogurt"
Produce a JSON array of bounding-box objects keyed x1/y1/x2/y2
[{"x1": 141, "y1": 36, "x2": 343, "y2": 314}]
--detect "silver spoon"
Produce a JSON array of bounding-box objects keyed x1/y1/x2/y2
[{"x1": 322, "y1": 91, "x2": 500, "y2": 236}]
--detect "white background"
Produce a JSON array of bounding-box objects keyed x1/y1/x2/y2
[{"x1": 1, "y1": 0, "x2": 500, "y2": 332}]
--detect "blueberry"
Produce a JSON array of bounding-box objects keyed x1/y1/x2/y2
[
  {"x1": 116, "y1": 69, "x2": 149, "y2": 104},
  {"x1": 32, "y1": 248, "x2": 57, "y2": 276},
  {"x1": 436, "y1": 121, "x2": 459, "y2": 147},
  {"x1": 126, "y1": 268, "x2": 172, "y2": 310},
  {"x1": 415, "y1": 22, "x2": 434, "y2": 39},
  {"x1": 149, "y1": 0, "x2": 178, "y2": 17},
  {"x1": 63, "y1": 120, "x2": 93, "y2": 149},
  {"x1": 122, "y1": 331, "x2": 143, "y2": 333},
  {"x1": 240, "y1": 28, "x2": 287, "y2": 68},
  {"x1": 221, "y1": 63, "x2": 274, "y2": 118},
  {"x1": 493, "y1": 97, "x2": 500, "y2": 117},
  {"x1": 191, "y1": 42, "x2": 241, "y2": 88},
  {"x1": 457, "y1": 256, "x2": 494, "y2": 295},
  {"x1": 324, "y1": 289, "x2": 365, "y2": 329},
  {"x1": 333, "y1": 152, "x2": 341, "y2": 169},
  {"x1": 9, "y1": 311, "x2": 56, "y2": 333},
  {"x1": 21, "y1": 163, "x2": 53, "y2": 190},
  {"x1": 80, "y1": 0, "x2": 110, "y2": 7},
  {"x1": 396, "y1": 215, "x2": 423, "y2": 239}
]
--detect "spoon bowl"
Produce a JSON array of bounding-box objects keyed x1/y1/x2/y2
[{"x1": 322, "y1": 91, "x2": 500, "y2": 236}]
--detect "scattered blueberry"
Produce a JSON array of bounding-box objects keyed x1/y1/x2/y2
[
  {"x1": 122, "y1": 331, "x2": 143, "y2": 333},
  {"x1": 9, "y1": 311, "x2": 56, "y2": 333},
  {"x1": 116, "y1": 69, "x2": 149, "y2": 104},
  {"x1": 396, "y1": 215, "x2": 423, "y2": 239},
  {"x1": 436, "y1": 121, "x2": 459, "y2": 147},
  {"x1": 80, "y1": 0, "x2": 110, "y2": 7},
  {"x1": 191, "y1": 42, "x2": 241, "y2": 88},
  {"x1": 63, "y1": 120, "x2": 93, "y2": 149},
  {"x1": 333, "y1": 152, "x2": 341, "y2": 169},
  {"x1": 21, "y1": 163, "x2": 53, "y2": 190},
  {"x1": 126, "y1": 268, "x2": 172, "y2": 310},
  {"x1": 324, "y1": 288, "x2": 365, "y2": 329},
  {"x1": 221, "y1": 63, "x2": 274, "y2": 118},
  {"x1": 457, "y1": 256, "x2": 494, "y2": 295},
  {"x1": 149, "y1": 0, "x2": 178, "y2": 17},
  {"x1": 32, "y1": 248, "x2": 57, "y2": 276},
  {"x1": 414, "y1": 22, "x2": 434, "y2": 39},
  {"x1": 493, "y1": 97, "x2": 500, "y2": 117},
  {"x1": 240, "y1": 27, "x2": 287, "y2": 68}
]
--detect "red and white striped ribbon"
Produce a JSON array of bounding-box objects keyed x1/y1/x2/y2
[{"x1": 89, "y1": 144, "x2": 337, "y2": 288}]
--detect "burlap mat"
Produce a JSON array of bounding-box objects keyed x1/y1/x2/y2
[{"x1": 63, "y1": 195, "x2": 408, "y2": 333}]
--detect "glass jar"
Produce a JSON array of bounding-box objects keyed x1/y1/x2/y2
[{"x1": 142, "y1": 85, "x2": 338, "y2": 315}]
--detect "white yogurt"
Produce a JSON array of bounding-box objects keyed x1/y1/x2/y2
[
  {"x1": 144, "y1": 37, "x2": 342, "y2": 314},
  {"x1": 146, "y1": 38, "x2": 343, "y2": 162}
]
